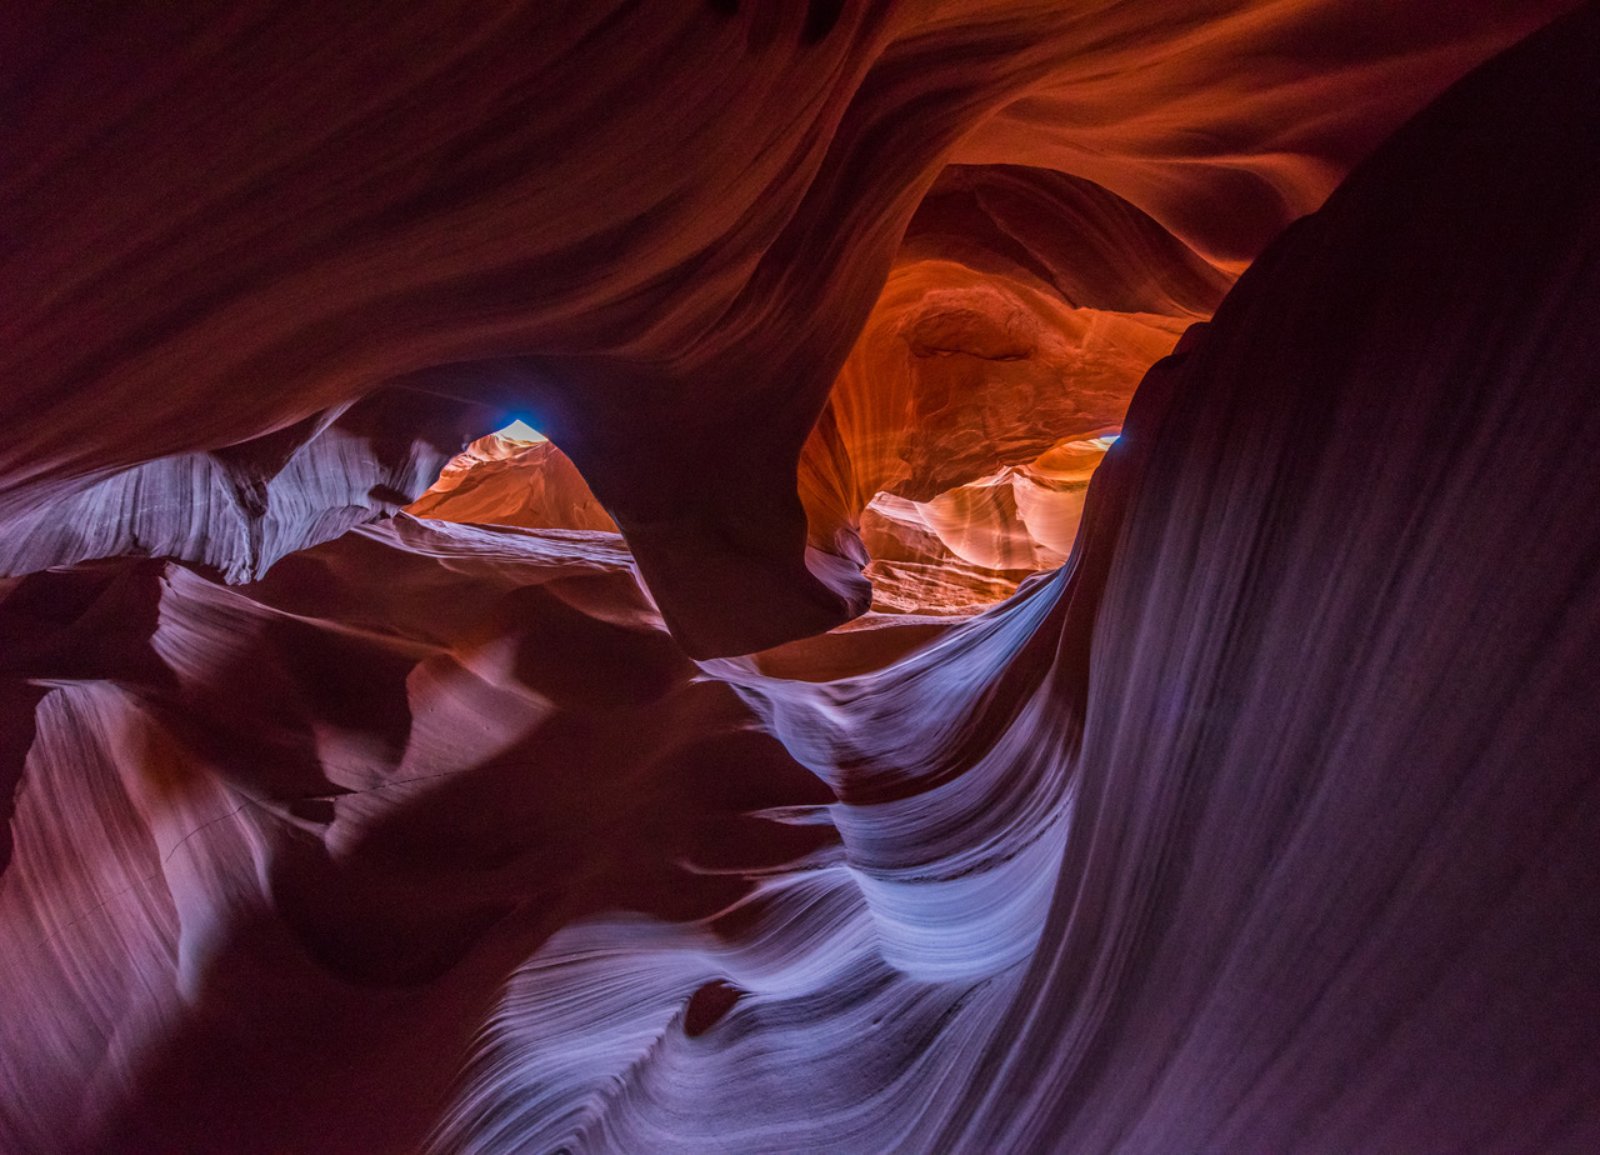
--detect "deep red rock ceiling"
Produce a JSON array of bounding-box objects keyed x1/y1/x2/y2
[{"x1": 2, "y1": 3, "x2": 1598, "y2": 1153}]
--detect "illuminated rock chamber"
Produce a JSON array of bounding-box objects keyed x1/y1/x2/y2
[{"x1": 1, "y1": 4, "x2": 1598, "y2": 1154}]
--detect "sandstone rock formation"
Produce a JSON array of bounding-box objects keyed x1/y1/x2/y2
[
  {"x1": 409, "y1": 430, "x2": 617, "y2": 534},
  {"x1": 3, "y1": 0, "x2": 1567, "y2": 654},
  {"x1": 2, "y1": 3, "x2": 1597, "y2": 1154}
]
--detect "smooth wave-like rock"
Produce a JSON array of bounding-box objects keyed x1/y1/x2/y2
[
  {"x1": 3, "y1": 4, "x2": 1598, "y2": 1155},
  {"x1": 408, "y1": 180, "x2": 1188, "y2": 615},
  {"x1": 2, "y1": 0, "x2": 1568, "y2": 655},
  {"x1": 936, "y1": 10, "x2": 1600, "y2": 1149},
  {"x1": 0, "y1": 388, "x2": 494, "y2": 582}
]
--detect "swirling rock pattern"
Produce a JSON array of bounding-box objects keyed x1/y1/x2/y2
[
  {"x1": 2, "y1": 0, "x2": 1567, "y2": 654},
  {"x1": 3, "y1": 3, "x2": 1599, "y2": 1154}
]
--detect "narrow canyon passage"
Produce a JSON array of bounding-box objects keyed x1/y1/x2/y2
[{"x1": 2, "y1": 4, "x2": 1598, "y2": 1154}]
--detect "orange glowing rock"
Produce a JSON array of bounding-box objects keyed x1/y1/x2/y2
[
  {"x1": 407, "y1": 432, "x2": 616, "y2": 534},
  {"x1": 796, "y1": 244, "x2": 1188, "y2": 611}
]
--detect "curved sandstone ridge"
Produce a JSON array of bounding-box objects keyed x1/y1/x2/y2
[
  {"x1": 4, "y1": 4, "x2": 1600, "y2": 1155},
  {"x1": 410, "y1": 164, "x2": 1214, "y2": 614},
  {"x1": 0, "y1": 0, "x2": 1568, "y2": 655},
  {"x1": 409, "y1": 433, "x2": 618, "y2": 534}
]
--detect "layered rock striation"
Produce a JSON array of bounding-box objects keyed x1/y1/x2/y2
[{"x1": 3, "y1": 4, "x2": 1598, "y2": 1154}]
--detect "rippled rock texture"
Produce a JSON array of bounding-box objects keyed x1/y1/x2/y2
[{"x1": 3, "y1": 3, "x2": 1599, "y2": 1153}]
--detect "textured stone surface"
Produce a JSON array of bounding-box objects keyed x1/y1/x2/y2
[{"x1": 3, "y1": 4, "x2": 1598, "y2": 1154}]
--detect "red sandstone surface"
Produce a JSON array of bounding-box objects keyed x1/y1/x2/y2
[{"x1": 3, "y1": 4, "x2": 1598, "y2": 1153}]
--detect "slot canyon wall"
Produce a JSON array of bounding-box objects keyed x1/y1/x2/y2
[{"x1": 2, "y1": 3, "x2": 1598, "y2": 1153}]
